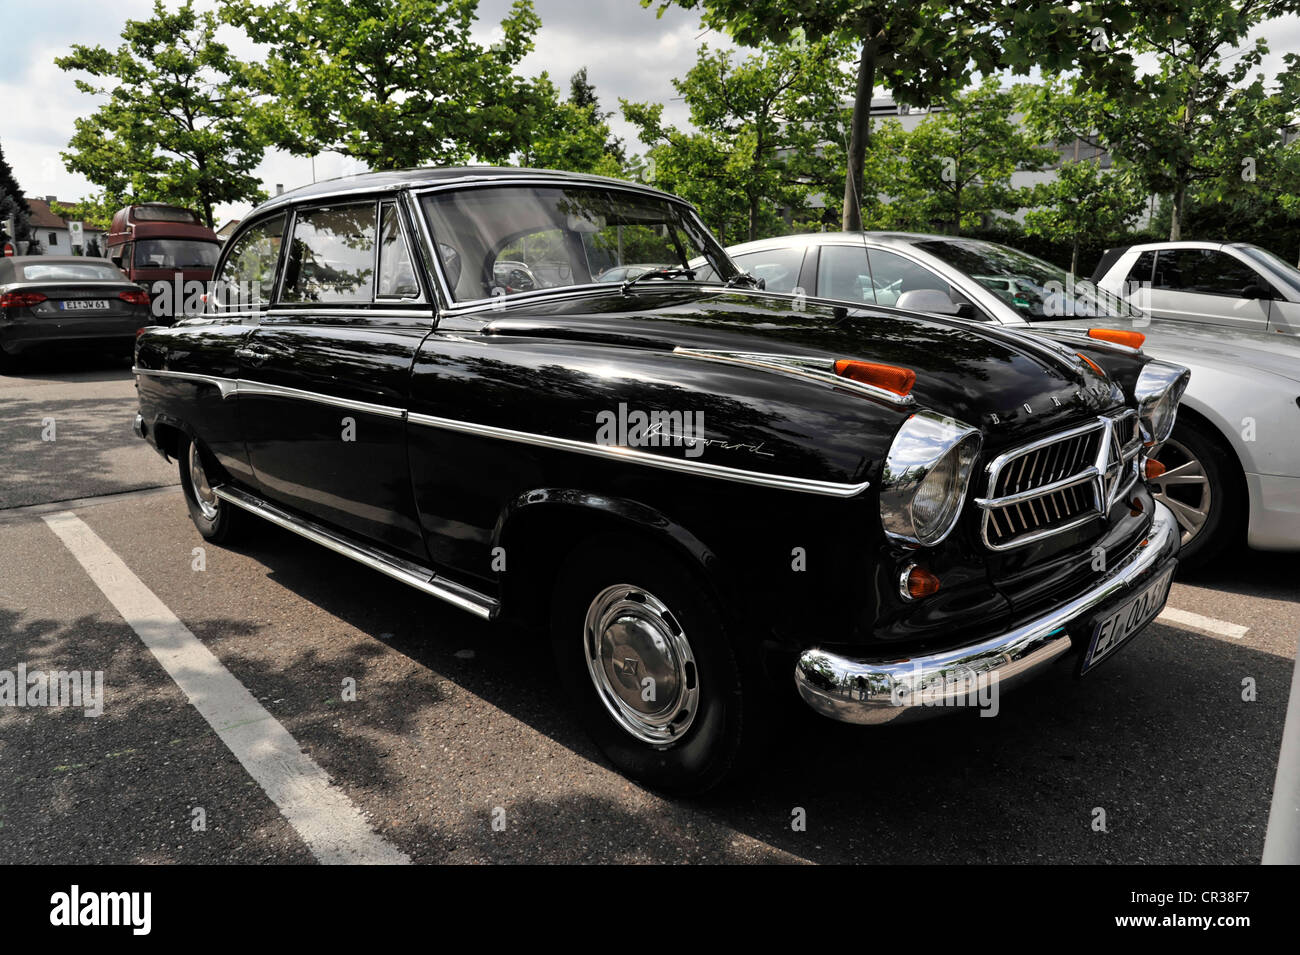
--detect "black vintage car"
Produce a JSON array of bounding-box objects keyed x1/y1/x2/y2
[{"x1": 133, "y1": 167, "x2": 1187, "y2": 792}]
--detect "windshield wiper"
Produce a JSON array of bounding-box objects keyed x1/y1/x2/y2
[
  {"x1": 725, "y1": 271, "x2": 764, "y2": 290},
  {"x1": 621, "y1": 267, "x2": 697, "y2": 294}
]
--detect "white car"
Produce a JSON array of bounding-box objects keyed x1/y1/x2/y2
[
  {"x1": 1092, "y1": 240, "x2": 1300, "y2": 336},
  {"x1": 719, "y1": 232, "x2": 1300, "y2": 568}
]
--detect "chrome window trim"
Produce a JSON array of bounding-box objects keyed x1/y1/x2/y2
[
  {"x1": 279, "y1": 198, "x2": 381, "y2": 307},
  {"x1": 672, "y1": 347, "x2": 917, "y2": 407},
  {"x1": 133, "y1": 366, "x2": 868, "y2": 497}
]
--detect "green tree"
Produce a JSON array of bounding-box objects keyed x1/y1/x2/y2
[
  {"x1": 517, "y1": 72, "x2": 626, "y2": 177},
  {"x1": 0, "y1": 141, "x2": 34, "y2": 252},
  {"x1": 1023, "y1": 161, "x2": 1146, "y2": 274},
  {"x1": 49, "y1": 195, "x2": 115, "y2": 233},
  {"x1": 864, "y1": 81, "x2": 1054, "y2": 234},
  {"x1": 223, "y1": 0, "x2": 547, "y2": 170},
  {"x1": 57, "y1": 0, "x2": 268, "y2": 227},
  {"x1": 623, "y1": 38, "x2": 852, "y2": 243},
  {"x1": 1026, "y1": 0, "x2": 1300, "y2": 241},
  {"x1": 646, "y1": 0, "x2": 1180, "y2": 232}
]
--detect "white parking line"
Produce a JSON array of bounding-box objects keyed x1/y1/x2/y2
[
  {"x1": 41, "y1": 511, "x2": 410, "y2": 865},
  {"x1": 1157, "y1": 606, "x2": 1250, "y2": 639}
]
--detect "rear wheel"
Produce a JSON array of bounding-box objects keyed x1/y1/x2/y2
[
  {"x1": 1149, "y1": 418, "x2": 1242, "y2": 570},
  {"x1": 0, "y1": 344, "x2": 21, "y2": 374},
  {"x1": 179, "y1": 436, "x2": 245, "y2": 544},
  {"x1": 550, "y1": 537, "x2": 758, "y2": 794}
]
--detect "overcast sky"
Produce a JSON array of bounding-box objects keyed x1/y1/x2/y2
[{"x1": 2, "y1": 0, "x2": 1297, "y2": 226}]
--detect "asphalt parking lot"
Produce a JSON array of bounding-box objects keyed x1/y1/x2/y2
[{"x1": 1, "y1": 354, "x2": 1297, "y2": 864}]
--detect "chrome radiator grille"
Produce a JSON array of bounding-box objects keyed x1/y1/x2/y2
[{"x1": 979, "y1": 411, "x2": 1141, "y2": 550}]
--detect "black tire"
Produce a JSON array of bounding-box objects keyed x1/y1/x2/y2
[
  {"x1": 179, "y1": 435, "x2": 245, "y2": 544},
  {"x1": 0, "y1": 345, "x2": 21, "y2": 375},
  {"x1": 549, "y1": 536, "x2": 761, "y2": 795},
  {"x1": 1150, "y1": 416, "x2": 1244, "y2": 571}
]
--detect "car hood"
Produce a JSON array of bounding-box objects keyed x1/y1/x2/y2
[
  {"x1": 482, "y1": 286, "x2": 1126, "y2": 437},
  {"x1": 1046, "y1": 315, "x2": 1300, "y2": 385}
]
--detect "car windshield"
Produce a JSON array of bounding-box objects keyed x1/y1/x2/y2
[
  {"x1": 1234, "y1": 244, "x2": 1300, "y2": 298},
  {"x1": 915, "y1": 239, "x2": 1132, "y2": 320},
  {"x1": 20, "y1": 262, "x2": 124, "y2": 282},
  {"x1": 132, "y1": 239, "x2": 220, "y2": 270},
  {"x1": 420, "y1": 185, "x2": 734, "y2": 303}
]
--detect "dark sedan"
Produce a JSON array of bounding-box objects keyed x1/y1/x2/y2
[{"x1": 0, "y1": 256, "x2": 152, "y2": 372}]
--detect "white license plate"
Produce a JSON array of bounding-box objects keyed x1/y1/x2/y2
[
  {"x1": 1081, "y1": 566, "x2": 1175, "y2": 673},
  {"x1": 60, "y1": 299, "x2": 111, "y2": 311}
]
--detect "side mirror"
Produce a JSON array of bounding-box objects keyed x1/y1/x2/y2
[{"x1": 895, "y1": 288, "x2": 960, "y2": 316}]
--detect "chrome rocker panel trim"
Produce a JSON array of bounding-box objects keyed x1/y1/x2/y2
[
  {"x1": 794, "y1": 500, "x2": 1179, "y2": 725},
  {"x1": 211, "y1": 485, "x2": 498, "y2": 620}
]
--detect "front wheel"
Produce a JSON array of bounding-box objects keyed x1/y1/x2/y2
[
  {"x1": 1148, "y1": 418, "x2": 1243, "y2": 570},
  {"x1": 179, "y1": 436, "x2": 245, "y2": 544},
  {"x1": 550, "y1": 537, "x2": 758, "y2": 794}
]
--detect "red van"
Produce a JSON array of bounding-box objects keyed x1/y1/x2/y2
[{"x1": 105, "y1": 203, "x2": 221, "y2": 322}]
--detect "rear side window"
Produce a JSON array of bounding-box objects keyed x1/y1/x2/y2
[
  {"x1": 282, "y1": 203, "x2": 377, "y2": 303},
  {"x1": 867, "y1": 248, "x2": 952, "y2": 307},
  {"x1": 732, "y1": 247, "x2": 804, "y2": 294},
  {"x1": 1125, "y1": 250, "x2": 1156, "y2": 287},
  {"x1": 213, "y1": 214, "x2": 285, "y2": 310},
  {"x1": 817, "y1": 245, "x2": 874, "y2": 304},
  {"x1": 1153, "y1": 249, "x2": 1260, "y2": 297}
]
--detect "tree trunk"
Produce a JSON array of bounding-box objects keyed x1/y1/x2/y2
[
  {"x1": 748, "y1": 194, "x2": 759, "y2": 243},
  {"x1": 841, "y1": 39, "x2": 877, "y2": 232},
  {"x1": 1071, "y1": 237, "x2": 1080, "y2": 276},
  {"x1": 1169, "y1": 182, "x2": 1185, "y2": 242}
]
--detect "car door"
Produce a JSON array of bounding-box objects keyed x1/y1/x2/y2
[
  {"x1": 1145, "y1": 248, "x2": 1272, "y2": 330},
  {"x1": 237, "y1": 196, "x2": 433, "y2": 561}
]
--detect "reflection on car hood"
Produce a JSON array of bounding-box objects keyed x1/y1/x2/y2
[{"x1": 1047, "y1": 315, "x2": 1300, "y2": 385}]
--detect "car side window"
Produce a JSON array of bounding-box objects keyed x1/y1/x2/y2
[
  {"x1": 817, "y1": 245, "x2": 874, "y2": 304},
  {"x1": 213, "y1": 214, "x2": 285, "y2": 310},
  {"x1": 377, "y1": 202, "x2": 420, "y2": 299},
  {"x1": 732, "y1": 248, "x2": 804, "y2": 294},
  {"x1": 281, "y1": 203, "x2": 377, "y2": 303},
  {"x1": 866, "y1": 248, "x2": 952, "y2": 307},
  {"x1": 1153, "y1": 249, "x2": 1260, "y2": 297},
  {"x1": 1125, "y1": 250, "x2": 1156, "y2": 287}
]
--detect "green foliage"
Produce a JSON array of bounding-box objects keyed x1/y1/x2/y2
[
  {"x1": 518, "y1": 72, "x2": 626, "y2": 178},
  {"x1": 49, "y1": 196, "x2": 115, "y2": 233},
  {"x1": 56, "y1": 0, "x2": 268, "y2": 226},
  {"x1": 622, "y1": 38, "x2": 853, "y2": 243},
  {"x1": 861, "y1": 81, "x2": 1054, "y2": 233},
  {"x1": 0, "y1": 141, "x2": 33, "y2": 248},
  {"x1": 1024, "y1": 0, "x2": 1300, "y2": 240},
  {"x1": 222, "y1": 0, "x2": 547, "y2": 170},
  {"x1": 1023, "y1": 160, "x2": 1147, "y2": 273}
]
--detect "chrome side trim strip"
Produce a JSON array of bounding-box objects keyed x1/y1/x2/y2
[
  {"x1": 131, "y1": 366, "x2": 239, "y2": 398},
  {"x1": 672, "y1": 347, "x2": 917, "y2": 408},
  {"x1": 234, "y1": 379, "x2": 406, "y2": 419},
  {"x1": 407, "y1": 411, "x2": 870, "y2": 497},
  {"x1": 212, "y1": 485, "x2": 497, "y2": 620},
  {"x1": 795, "y1": 501, "x2": 1180, "y2": 725},
  {"x1": 135, "y1": 366, "x2": 868, "y2": 496}
]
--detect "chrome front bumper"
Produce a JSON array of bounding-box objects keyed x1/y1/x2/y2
[{"x1": 794, "y1": 501, "x2": 1180, "y2": 725}]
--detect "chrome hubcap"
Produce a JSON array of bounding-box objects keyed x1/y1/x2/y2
[
  {"x1": 1148, "y1": 436, "x2": 1211, "y2": 547},
  {"x1": 582, "y1": 584, "x2": 698, "y2": 745},
  {"x1": 188, "y1": 442, "x2": 219, "y2": 520}
]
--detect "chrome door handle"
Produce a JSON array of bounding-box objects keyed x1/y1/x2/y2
[{"x1": 235, "y1": 345, "x2": 270, "y2": 365}]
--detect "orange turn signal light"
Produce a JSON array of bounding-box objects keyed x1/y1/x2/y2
[
  {"x1": 1087, "y1": 328, "x2": 1145, "y2": 349},
  {"x1": 903, "y1": 565, "x2": 941, "y2": 600},
  {"x1": 834, "y1": 360, "x2": 917, "y2": 396},
  {"x1": 1144, "y1": 458, "x2": 1166, "y2": 479},
  {"x1": 1076, "y1": 352, "x2": 1106, "y2": 376}
]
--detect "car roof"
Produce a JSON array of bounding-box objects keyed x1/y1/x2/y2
[
  {"x1": 726, "y1": 231, "x2": 980, "y2": 255},
  {"x1": 253, "y1": 166, "x2": 680, "y2": 218},
  {"x1": 4, "y1": 255, "x2": 113, "y2": 266}
]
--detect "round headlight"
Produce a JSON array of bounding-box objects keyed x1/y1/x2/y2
[
  {"x1": 1134, "y1": 361, "x2": 1191, "y2": 447},
  {"x1": 881, "y1": 413, "x2": 982, "y2": 547}
]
